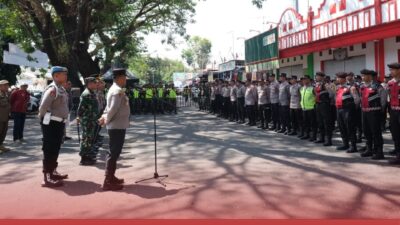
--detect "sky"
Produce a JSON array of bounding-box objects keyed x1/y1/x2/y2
[{"x1": 145, "y1": 0, "x2": 324, "y2": 67}]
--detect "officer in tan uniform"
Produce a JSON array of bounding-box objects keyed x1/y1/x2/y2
[
  {"x1": 38, "y1": 66, "x2": 69, "y2": 188},
  {"x1": 0, "y1": 80, "x2": 11, "y2": 153}
]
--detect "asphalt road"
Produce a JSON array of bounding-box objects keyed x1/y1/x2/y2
[{"x1": 0, "y1": 108, "x2": 400, "y2": 219}]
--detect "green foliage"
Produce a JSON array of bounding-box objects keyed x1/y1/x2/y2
[
  {"x1": 181, "y1": 36, "x2": 212, "y2": 70},
  {"x1": 129, "y1": 55, "x2": 186, "y2": 84}
]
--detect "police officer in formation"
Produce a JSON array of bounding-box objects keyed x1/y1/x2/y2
[
  {"x1": 38, "y1": 66, "x2": 69, "y2": 187},
  {"x1": 289, "y1": 76, "x2": 302, "y2": 136},
  {"x1": 387, "y1": 63, "x2": 400, "y2": 164},
  {"x1": 314, "y1": 72, "x2": 334, "y2": 145},
  {"x1": 278, "y1": 73, "x2": 291, "y2": 134}
]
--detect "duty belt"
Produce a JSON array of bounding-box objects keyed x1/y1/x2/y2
[
  {"x1": 391, "y1": 106, "x2": 400, "y2": 111},
  {"x1": 50, "y1": 116, "x2": 67, "y2": 123},
  {"x1": 362, "y1": 107, "x2": 381, "y2": 112}
]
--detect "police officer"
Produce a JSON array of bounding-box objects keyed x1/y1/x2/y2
[
  {"x1": 167, "y1": 84, "x2": 177, "y2": 114},
  {"x1": 359, "y1": 69, "x2": 387, "y2": 160},
  {"x1": 132, "y1": 86, "x2": 141, "y2": 114},
  {"x1": 278, "y1": 73, "x2": 291, "y2": 134},
  {"x1": 157, "y1": 83, "x2": 165, "y2": 114},
  {"x1": 257, "y1": 80, "x2": 270, "y2": 130},
  {"x1": 314, "y1": 72, "x2": 334, "y2": 145},
  {"x1": 335, "y1": 72, "x2": 360, "y2": 152},
  {"x1": 269, "y1": 75, "x2": 280, "y2": 131},
  {"x1": 98, "y1": 68, "x2": 130, "y2": 191},
  {"x1": 77, "y1": 77, "x2": 99, "y2": 166},
  {"x1": 237, "y1": 81, "x2": 246, "y2": 124},
  {"x1": 245, "y1": 81, "x2": 258, "y2": 126},
  {"x1": 38, "y1": 66, "x2": 69, "y2": 188},
  {"x1": 289, "y1": 76, "x2": 302, "y2": 136},
  {"x1": 222, "y1": 81, "x2": 231, "y2": 119},
  {"x1": 387, "y1": 62, "x2": 400, "y2": 164},
  {"x1": 0, "y1": 80, "x2": 11, "y2": 153},
  {"x1": 347, "y1": 72, "x2": 363, "y2": 143},
  {"x1": 299, "y1": 75, "x2": 317, "y2": 141},
  {"x1": 230, "y1": 80, "x2": 238, "y2": 122}
]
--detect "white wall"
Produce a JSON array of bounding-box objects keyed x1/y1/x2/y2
[
  {"x1": 313, "y1": 41, "x2": 375, "y2": 74},
  {"x1": 384, "y1": 37, "x2": 400, "y2": 74}
]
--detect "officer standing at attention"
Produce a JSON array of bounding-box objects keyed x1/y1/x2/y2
[
  {"x1": 335, "y1": 72, "x2": 360, "y2": 152},
  {"x1": 0, "y1": 80, "x2": 11, "y2": 153},
  {"x1": 289, "y1": 76, "x2": 302, "y2": 136},
  {"x1": 278, "y1": 73, "x2": 291, "y2": 135},
  {"x1": 299, "y1": 75, "x2": 317, "y2": 141},
  {"x1": 257, "y1": 80, "x2": 269, "y2": 130},
  {"x1": 314, "y1": 72, "x2": 334, "y2": 145},
  {"x1": 387, "y1": 62, "x2": 400, "y2": 165},
  {"x1": 77, "y1": 77, "x2": 99, "y2": 166},
  {"x1": 38, "y1": 66, "x2": 69, "y2": 188},
  {"x1": 359, "y1": 69, "x2": 387, "y2": 160},
  {"x1": 236, "y1": 81, "x2": 246, "y2": 124},
  {"x1": 98, "y1": 68, "x2": 130, "y2": 191},
  {"x1": 269, "y1": 75, "x2": 280, "y2": 131}
]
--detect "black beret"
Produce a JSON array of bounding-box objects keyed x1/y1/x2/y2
[
  {"x1": 347, "y1": 72, "x2": 354, "y2": 77},
  {"x1": 360, "y1": 69, "x2": 377, "y2": 76},
  {"x1": 316, "y1": 72, "x2": 326, "y2": 77},
  {"x1": 280, "y1": 73, "x2": 287, "y2": 78},
  {"x1": 336, "y1": 72, "x2": 347, "y2": 79},
  {"x1": 84, "y1": 77, "x2": 97, "y2": 85},
  {"x1": 388, "y1": 63, "x2": 400, "y2": 69},
  {"x1": 303, "y1": 75, "x2": 311, "y2": 80},
  {"x1": 355, "y1": 75, "x2": 362, "y2": 80},
  {"x1": 291, "y1": 75, "x2": 298, "y2": 80},
  {"x1": 113, "y1": 68, "x2": 127, "y2": 78}
]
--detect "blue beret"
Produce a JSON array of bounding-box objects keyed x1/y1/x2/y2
[{"x1": 51, "y1": 66, "x2": 68, "y2": 76}]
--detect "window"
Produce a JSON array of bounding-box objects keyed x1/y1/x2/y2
[
  {"x1": 396, "y1": 36, "x2": 400, "y2": 43},
  {"x1": 294, "y1": 57, "x2": 297, "y2": 62},
  {"x1": 340, "y1": 0, "x2": 346, "y2": 11},
  {"x1": 319, "y1": 51, "x2": 323, "y2": 57},
  {"x1": 329, "y1": 49, "x2": 333, "y2": 55},
  {"x1": 362, "y1": 43, "x2": 367, "y2": 49},
  {"x1": 287, "y1": 58, "x2": 290, "y2": 63},
  {"x1": 281, "y1": 59, "x2": 284, "y2": 63},
  {"x1": 349, "y1": 45, "x2": 354, "y2": 51},
  {"x1": 300, "y1": 55, "x2": 304, "y2": 60}
]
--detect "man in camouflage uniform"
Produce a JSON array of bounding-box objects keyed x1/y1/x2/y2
[{"x1": 77, "y1": 77, "x2": 100, "y2": 166}]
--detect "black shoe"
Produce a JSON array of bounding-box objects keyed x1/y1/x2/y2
[
  {"x1": 80, "y1": 157, "x2": 97, "y2": 166},
  {"x1": 102, "y1": 178, "x2": 124, "y2": 191},
  {"x1": 111, "y1": 176, "x2": 125, "y2": 185},
  {"x1": 300, "y1": 135, "x2": 310, "y2": 140},
  {"x1": 323, "y1": 140, "x2": 332, "y2": 147},
  {"x1": 359, "y1": 146, "x2": 367, "y2": 153},
  {"x1": 64, "y1": 136, "x2": 72, "y2": 141},
  {"x1": 371, "y1": 153, "x2": 385, "y2": 160},
  {"x1": 42, "y1": 173, "x2": 64, "y2": 188},
  {"x1": 389, "y1": 155, "x2": 400, "y2": 165},
  {"x1": 361, "y1": 150, "x2": 374, "y2": 157},
  {"x1": 284, "y1": 131, "x2": 289, "y2": 135},
  {"x1": 288, "y1": 131, "x2": 296, "y2": 136},
  {"x1": 314, "y1": 139, "x2": 325, "y2": 144},
  {"x1": 389, "y1": 150, "x2": 397, "y2": 156},
  {"x1": 309, "y1": 137, "x2": 316, "y2": 142},
  {"x1": 277, "y1": 129, "x2": 285, "y2": 134},
  {"x1": 51, "y1": 170, "x2": 68, "y2": 180},
  {"x1": 346, "y1": 147, "x2": 358, "y2": 153},
  {"x1": 337, "y1": 145, "x2": 350, "y2": 151}
]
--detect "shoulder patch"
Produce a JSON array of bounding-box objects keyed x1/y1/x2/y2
[{"x1": 49, "y1": 88, "x2": 57, "y2": 97}]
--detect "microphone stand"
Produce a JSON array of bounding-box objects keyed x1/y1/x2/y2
[{"x1": 135, "y1": 92, "x2": 168, "y2": 187}]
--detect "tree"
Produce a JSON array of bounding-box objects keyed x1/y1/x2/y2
[
  {"x1": 129, "y1": 55, "x2": 185, "y2": 84},
  {"x1": 0, "y1": 0, "x2": 196, "y2": 86},
  {"x1": 181, "y1": 36, "x2": 212, "y2": 70},
  {"x1": 252, "y1": 0, "x2": 267, "y2": 8},
  {"x1": 0, "y1": 7, "x2": 21, "y2": 85}
]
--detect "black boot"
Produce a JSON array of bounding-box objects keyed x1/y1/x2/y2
[
  {"x1": 372, "y1": 148, "x2": 385, "y2": 160},
  {"x1": 300, "y1": 133, "x2": 310, "y2": 140},
  {"x1": 102, "y1": 176, "x2": 124, "y2": 191},
  {"x1": 309, "y1": 132, "x2": 317, "y2": 142},
  {"x1": 337, "y1": 144, "x2": 350, "y2": 151},
  {"x1": 389, "y1": 153, "x2": 400, "y2": 165},
  {"x1": 42, "y1": 172, "x2": 63, "y2": 188},
  {"x1": 80, "y1": 156, "x2": 96, "y2": 166},
  {"x1": 51, "y1": 170, "x2": 68, "y2": 180},
  {"x1": 346, "y1": 144, "x2": 358, "y2": 153},
  {"x1": 361, "y1": 146, "x2": 374, "y2": 157},
  {"x1": 323, "y1": 136, "x2": 332, "y2": 146},
  {"x1": 110, "y1": 175, "x2": 125, "y2": 185}
]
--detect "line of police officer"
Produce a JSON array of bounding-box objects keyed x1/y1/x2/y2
[
  {"x1": 130, "y1": 83, "x2": 178, "y2": 115},
  {"x1": 201, "y1": 62, "x2": 400, "y2": 165}
]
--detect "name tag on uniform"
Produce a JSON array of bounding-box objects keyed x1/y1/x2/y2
[{"x1": 43, "y1": 112, "x2": 51, "y2": 125}]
